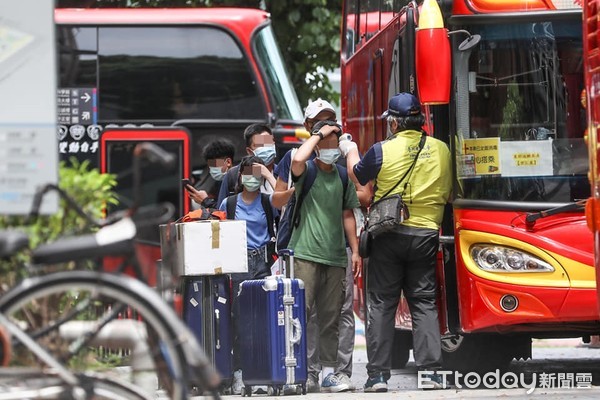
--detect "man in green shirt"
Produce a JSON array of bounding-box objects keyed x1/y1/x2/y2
[{"x1": 289, "y1": 99, "x2": 360, "y2": 393}]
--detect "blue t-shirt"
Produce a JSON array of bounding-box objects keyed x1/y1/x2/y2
[{"x1": 219, "y1": 193, "x2": 273, "y2": 250}]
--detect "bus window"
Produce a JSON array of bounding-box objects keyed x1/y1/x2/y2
[
  {"x1": 58, "y1": 27, "x2": 97, "y2": 87},
  {"x1": 344, "y1": 0, "x2": 359, "y2": 58},
  {"x1": 254, "y1": 25, "x2": 303, "y2": 121},
  {"x1": 457, "y1": 19, "x2": 589, "y2": 203},
  {"x1": 97, "y1": 27, "x2": 266, "y2": 121},
  {"x1": 105, "y1": 139, "x2": 184, "y2": 243}
]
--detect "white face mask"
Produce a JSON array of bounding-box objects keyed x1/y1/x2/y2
[
  {"x1": 241, "y1": 175, "x2": 262, "y2": 192},
  {"x1": 209, "y1": 166, "x2": 226, "y2": 181},
  {"x1": 317, "y1": 148, "x2": 341, "y2": 165}
]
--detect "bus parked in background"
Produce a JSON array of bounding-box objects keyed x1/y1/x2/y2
[
  {"x1": 55, "y1": 7, "x2": 306, "y2": 283},
  {"x1": 55, "y1": 7, "x2": 304, "y2": 173},
  {"x1": 343, "y1": 0, "x2": 597, "y2": 372}
]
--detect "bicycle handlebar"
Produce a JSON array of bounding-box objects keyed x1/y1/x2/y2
[
  {"x1": 27, "y1": 142, "x2": 176, "y2": 225},
  {"x1": 31, "y1": 202, "x2": 175, "y2": 265},
  {"x1": 26, "y1": 184, "x2": 103, "y2": 228}
]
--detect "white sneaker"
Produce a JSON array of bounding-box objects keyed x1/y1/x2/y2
[
  {"x1": 321, "y1": 372, "x2": 351, "y2": 393},
  {"x1": 336, "y1": 373, "x2": 356, "y2": 391},
  {"x1": 231, "y1": 369, "x2": 243, "y2": 395}
]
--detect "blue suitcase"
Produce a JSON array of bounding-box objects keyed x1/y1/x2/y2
[
  {"x1": 238, "y1": 249, "x2": 307, "y2": 396},
  {"x1": 183, "y1": 275, "x2": 233, "y2": 390}
]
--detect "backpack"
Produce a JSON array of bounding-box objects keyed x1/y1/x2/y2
[
  {"x1": 225, "y1": 192, "x2": 277, "y2": 265},
  {"x1": 178, "y1": 207, "x2": 226, "y2": 223},
  {"x1": 276, "y1": 160, "x2": 348, "y2": 251},
  {"x1": 224, "y1": 165, "x2": 241, "y2": 197}
]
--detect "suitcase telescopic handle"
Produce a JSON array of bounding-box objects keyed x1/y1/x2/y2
[
  {"x1": 277, "y1": 248, "x2": 295, "y2": 278},
  {"x1": 277, "y1": 249, "x2": 294, "y2": 257},
  {"x1": 290, "y1": 317, "x2": 302, "y2": 345}
]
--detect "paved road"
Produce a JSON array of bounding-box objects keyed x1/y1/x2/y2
[{"x1": 195, "y1": 338, "x2": 600, "y2": 399}]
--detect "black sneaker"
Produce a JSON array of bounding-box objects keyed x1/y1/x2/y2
[
  {"x1": 421, "y1": 372, "x2": 447, "y2": 390},
  {"x1": 364, "y1": 373, "x2": 387, "y2": 392}
]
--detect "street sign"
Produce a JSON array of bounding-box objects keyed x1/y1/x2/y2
[{"x1": 0, "y1": 0, "x2": 58, "y2": 215}]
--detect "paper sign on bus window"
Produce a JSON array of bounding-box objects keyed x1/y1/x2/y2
[
  {"x1": 462, "y1": 137, "x2": 501, "y2": 176},
  {"x1": 500, "y1": 140, "x2": 553, "y2": 177}
]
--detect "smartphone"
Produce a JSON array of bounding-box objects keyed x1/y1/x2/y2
[{"x1": 182, "y1": 179, "x2": 193, "y2": 191}]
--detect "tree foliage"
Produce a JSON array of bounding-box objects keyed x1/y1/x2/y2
[
  {"x1": 56, "y1": 0, "x2": 342, "y2": 108},
  {"x1": 0, "y1": 160, "x2": 117, "y2": 285}
]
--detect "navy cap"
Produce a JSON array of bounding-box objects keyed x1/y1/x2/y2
[{"x1": 381, "y1": 92, "x2": 421, "y2": 118}]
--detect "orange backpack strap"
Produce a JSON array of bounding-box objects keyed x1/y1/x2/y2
[{"x1": 211, "y1": 210, "x2": 227, "y2": 221}]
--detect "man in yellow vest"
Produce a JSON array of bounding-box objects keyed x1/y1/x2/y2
[{"x1": 339, "y1": 92, "x2": 452, "y2": 392}]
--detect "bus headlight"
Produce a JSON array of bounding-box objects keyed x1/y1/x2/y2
[{"x1": 470, "y1": 245, "x2": 554, "y2": 272}]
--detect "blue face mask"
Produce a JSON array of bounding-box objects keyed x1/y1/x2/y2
[
  {"x1": 317, "y1": 148, "x2": 341, "y2": 165},
  {"x1": 209, "y1": 166, "x2": 226, "y2": 181},
  {"x1": 253, "y1": 145, "x2": 276, "y2": 165},
  {"x1": 241, "y1": 175, "x2": 262, "y2": 192}
]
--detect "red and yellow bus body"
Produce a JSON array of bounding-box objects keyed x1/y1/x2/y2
[
  {"x1": 583, "y1": 0, "x2": 600, "y2": 312},
  {"x1": 343, "y1": 0, "x2": 596, "y2": 369}
]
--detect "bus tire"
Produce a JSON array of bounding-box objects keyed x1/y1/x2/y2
[
  {"x1": 441, "y1": 334, "x2": 517, "y2": 373},
  {"x1": 391, "y1": 330, "x2": 412, "y2": 369}
]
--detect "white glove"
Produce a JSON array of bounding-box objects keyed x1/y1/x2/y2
[{"x1": 338, "y1": 133, "x2": 358, "y2": 156}]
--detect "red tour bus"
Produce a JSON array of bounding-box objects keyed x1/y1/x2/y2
[
  {"x1": 583, "y1": 0, "x2": 600, "y2": 313},
  {"x1": 343, "y1": 0, "x2": 597, "y2": 372},
  {"x1": 55, "y1": 7, "x2": 305, "y2": 172},
  {"x1": 55, "y1": 7, "x2": 306, "y2": 285}
]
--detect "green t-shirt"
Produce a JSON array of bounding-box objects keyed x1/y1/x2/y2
[{"x1": 289, "y1": 163, "x2": 360, "y2": 267}]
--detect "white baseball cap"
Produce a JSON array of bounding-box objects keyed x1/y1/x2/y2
[{"x1": 304, "y1": 98, "x2": 336, "y2": 121}]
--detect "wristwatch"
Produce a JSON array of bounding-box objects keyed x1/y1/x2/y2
[{"x1": 311, "y1": 131, "x2": 324, "y2": 140}]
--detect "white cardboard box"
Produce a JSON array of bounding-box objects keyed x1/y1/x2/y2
[{"x1": 160, "y1": 220, "x2": 248, "y2": 276}]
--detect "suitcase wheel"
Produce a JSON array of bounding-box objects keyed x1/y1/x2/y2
[
  {"x1": 266, "y1": 386, "x2": 281, "y2": 396},
  {"x1": 282, "y1": 384, "x2": 300, "y2": 395}
]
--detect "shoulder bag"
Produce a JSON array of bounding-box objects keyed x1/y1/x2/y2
[{"x1": 365, "y1": 132, "x2": 426, "y2": 238}]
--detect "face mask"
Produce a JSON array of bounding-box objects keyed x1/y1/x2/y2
[
  {"x1": 209, "y1": 166, "x2": 226, "y2": 181},
  {"x1": 241, "y1": 175, "x2": 262, "y2": 192},
  {"x1": 253, "y1": 145, "x2": 276, "y2": 165},
  {"x1": 318, "y1": 148, "x2": 341, "y2": 165}
]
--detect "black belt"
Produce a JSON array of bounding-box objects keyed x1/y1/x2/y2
[{"x1": 248, "y1": 246, "x2": 266, "y2": 256}]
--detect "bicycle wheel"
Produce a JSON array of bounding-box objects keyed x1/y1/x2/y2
[
  {"x1": 0, "y1": 370, "x2": 156, "y2": 400},
  {"x1": 0, "y1": 271, "x2": 190, "y2": 400}
]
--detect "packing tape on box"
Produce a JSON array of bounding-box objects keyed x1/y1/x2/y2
[
  {"x1": 176, "y1": 223, "x2": 183, "y2": 241},
  {"x1": 211, "y1": 220, "x2": 220, "y2": 249}
]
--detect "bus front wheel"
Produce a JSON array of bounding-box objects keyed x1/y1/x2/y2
[{"x1": 441, "y1": 334, "x2": 527, "y2": 373}]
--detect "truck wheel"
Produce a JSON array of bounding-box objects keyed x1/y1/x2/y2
[
  {"x1": 391, "y1": 330, "x2": 412, "y2": 369},
  {"x1": 442, "y1": 334, "x2": 518, "y2": 373}
]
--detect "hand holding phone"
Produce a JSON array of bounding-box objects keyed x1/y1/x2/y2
[{"x1": 182, "y1": 179, "x2": 193, "y2": 191}]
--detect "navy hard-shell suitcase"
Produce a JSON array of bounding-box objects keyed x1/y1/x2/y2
[
  {"x1": 183, "y1": 275, "x2": 233, "y2": 389},
  {"x1": 238, "y1": 249, "x2": 307, "y2": 396}
]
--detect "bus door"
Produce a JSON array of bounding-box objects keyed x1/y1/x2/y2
[{"x1": 100, "y1": 127, "x2": 191, "y2": 286}]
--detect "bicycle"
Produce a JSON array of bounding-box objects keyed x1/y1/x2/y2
[{"x1": 0, "y1": 143, "x2": 221, "y2": 399}]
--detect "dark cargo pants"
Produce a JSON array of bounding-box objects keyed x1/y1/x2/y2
[{"x1": 365, "y1": 225, "x2": 442, "y2": 379}]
